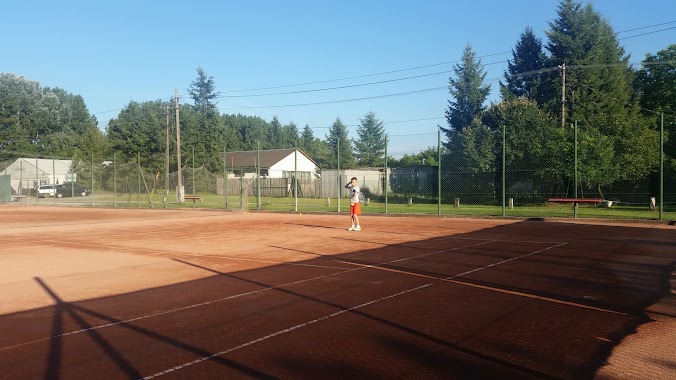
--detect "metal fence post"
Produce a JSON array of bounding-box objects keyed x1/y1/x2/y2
[
  {"x1": 337, "y1": 138, "x2": 341, "y2": 213},
  {"x1": 438, "y1": 129, "x2": 441, "y2": 215},
  {"x1": 384, "y1": 136, "x2": 388, "y2": 214},
  {"x1": 574, "y1": 120, "x2": 578, "y2": 218},
  {"x1": 294, "y1": 142, "x2": 298, "y2": 212},
  {"x1": 114, "y1": 153, "x2": 117, "y2": 208},
  {"x1": 502, "y1": 124, "x2": 506, "y2": 217},
  {"x1": 660, "y1": 113, "x2": 664, "y2": 221}
]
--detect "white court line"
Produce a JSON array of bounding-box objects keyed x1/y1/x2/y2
[
  {"x1": 142, "y1": 283, "x2": 435, "y2": 379},
  {"x1": 446, "y1": 242, "x2": 568, "y2": 280},
  {"x1": 1, "y1": 240, "x2": 492, "y2": 351},
  {"x1": 142, "y1": 240, "x2": 573, "y2": 378}
]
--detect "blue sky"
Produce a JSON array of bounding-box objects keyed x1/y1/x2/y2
[{"x1": 2, "y1": 0, "x2": 675, "y2": 157}]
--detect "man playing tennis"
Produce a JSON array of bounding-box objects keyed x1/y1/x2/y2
[{"x1": 345, "y1": 177, "x2": 362, "y2": 231}]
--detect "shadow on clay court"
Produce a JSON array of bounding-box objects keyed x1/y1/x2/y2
[{"x1": 1, "y1": 218, "x2": 674, "y2": 379}]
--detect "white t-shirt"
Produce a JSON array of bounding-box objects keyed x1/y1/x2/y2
[{"x1": 349, "y1": 185, "x2": 360, "y2": 203}]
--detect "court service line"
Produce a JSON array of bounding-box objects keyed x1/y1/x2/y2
[
  {"x1": 142, "y1": 283, "x2": 435, "y2": 379},
  {"x1": 143, "y1": 240, "x2": 573, "y2": 378},
  {"x1": 337, "y1": 242, "x2": 628, "y2": 316},
  {"x1": 1, "y1": 240, "x2": 492, "y2": 351}
]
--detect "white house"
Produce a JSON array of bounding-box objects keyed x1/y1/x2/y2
[
  {"x1": 0, "y1": 158, "x2": 74, "y2": 194},
  {"x1": 225, "y1": 148, "x2": 318, "y2": 179}
]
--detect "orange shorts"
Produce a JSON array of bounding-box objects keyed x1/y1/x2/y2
[{"x1": 350, "y1": 202, "x2": 361, "y2": 215}]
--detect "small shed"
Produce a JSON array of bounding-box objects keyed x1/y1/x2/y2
[{"x1": 0, "y1": 158, "x2": 74, "y2": 195}]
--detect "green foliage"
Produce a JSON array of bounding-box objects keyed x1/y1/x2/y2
[
  {"x1": 636, "y1": 45, "x2": 676, "y2": 163},
  {"x1": 442, "y1": 44, "x2": 491, "y2": 148},
  {"x1": 353, "y1": 111, "x2": 386, "y2": 167},
  {"x1": 391, "y1": 147, "x2": 441, "y2": 167},
  {"x1": 299, "y1": 125, "x2": 328, "y2": 168},
  {"x1": 0, "y1": 73, "x2": 98, "y2": 161},
  {"x1": 188, "y1": 67, "x2": 218, "y2": 116},
  {"x1": 106, "y1": 100, "x2": 168, "y2": 172},
  {"x1": 503, "y1": 27, "x2": 547, "y2": 103},
  {"x1": 325, "y1": 118, "x2": 354, "y2": 169},
  {"x1": 637, "y1": 45, "x2": 676, "y2": 116}
]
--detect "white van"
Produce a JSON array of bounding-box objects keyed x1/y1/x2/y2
[{"x1": 37, "y1": 184, "x2": 57, "y2": 198}]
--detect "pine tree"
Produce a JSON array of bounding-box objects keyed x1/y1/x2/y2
[
  {"x1": 325, "y1": 117, "x2": 354, "y2": 169},
  {"x1": 542, "y1": 0, "x2": 657, "y2": 183},
  {"x1": 188, "y1": 67, "x2": 218, "y2": 116},
  {"x1": 503, "y1": 27, "x2": 547, "y2": 103},
  {"x1": 442, "y1": 43, "x2": 491, "y2": 148},
  {"x1": 353, "y1": 111, "x2": 386, "y2": 167}
]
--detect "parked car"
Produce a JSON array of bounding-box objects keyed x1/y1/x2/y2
[
  {"x1": 55, "y1": 183, "x2": 90, "y2": 198},
  {"x1": 37, "y1": 184, "x2": 57, "y2": 198}
]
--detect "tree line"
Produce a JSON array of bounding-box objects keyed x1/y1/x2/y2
[{"x1": 1, "y1": 0, "x2": 674, "y2": 196}]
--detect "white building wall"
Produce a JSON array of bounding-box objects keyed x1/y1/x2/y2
[
  {"x1": 268, "y1": 151, "x2": 318, "y2": 178},
  {"x1": 0, "y1": 158, "x2": 73, "y2": 193}
]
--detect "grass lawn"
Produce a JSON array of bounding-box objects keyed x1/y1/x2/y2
[{"x1": 71, "y1": 192, "x2": 674, "y2": 221}]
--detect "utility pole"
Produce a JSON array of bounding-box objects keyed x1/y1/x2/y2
[
  {"x1": 175, "y1": 88, "x2": 184, "y2": 203},
  {"x1": 559, "y1": 63, "x2": 566, "y2": 128}
]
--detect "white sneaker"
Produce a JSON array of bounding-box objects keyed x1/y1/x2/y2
[
  {"x1": 347, "y1": 226, "x2": 355, "y2": 231},
  {"x1": 354, "y1": 226, "x2": 361, "y2": 231}
]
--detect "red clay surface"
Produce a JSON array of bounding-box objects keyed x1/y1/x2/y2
[{"x1": 0, "y1": 206, "x2": 674, "y2": 379}]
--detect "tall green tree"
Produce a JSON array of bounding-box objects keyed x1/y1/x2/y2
[
  {"x1": 266, "y1": 116, "x2": 283, "y2": 149},
  {"x1": 281, "y1": 121, "x2": 299, "y2": 148},
  {"x1": 636, "y1": 45, "x2": 676, "y2": 166},
  {"x1": 188, "y1": 67, "x2": 218, "y2": 116},
  {"x1": 543, "y1": 0, "x2": 657, "y2": 182},
  {"x1": 299, "y1": 124, "x2": 328, "y2": 167},
  {"x1": 637, "y1": 45, "x2": 676, "y2": 117},
  {"x1": 106, "y1": 100, "x2": 167, "y2": 171},
  {"x1": 353, "y1": 111, "x2": 386, "y2": 167},
  {"x1": 502, "y1": 27, "x2": 547, "y2": 102},
  {"x1": 325, "y1": 117, "x2": 354, "y2": 169},
  {"x1": 442, "y1": 43, "x2": 491, "y2": 149},
  {"x1": 545, "y1": 0, "x2": 634, "y2": 128}
]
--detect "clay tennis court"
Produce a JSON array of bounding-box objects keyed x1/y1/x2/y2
[{"x1": 1, "y1": 206, "x2": 674, "y2": 379}]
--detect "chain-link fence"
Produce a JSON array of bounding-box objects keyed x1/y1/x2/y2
[{"x1": 2, "y1": 127, "x2": 673, "y2": 221}]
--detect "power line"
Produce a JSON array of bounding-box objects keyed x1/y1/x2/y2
[
  {"x1": 616, "y1": 20, "x2": 676, "y2": 34},
  {"x1": 618, "y1": 26, "x2": 676, "y2": 40},
  {"x1": 219, "y1": 52, "x2": 511, "y2": 95}
]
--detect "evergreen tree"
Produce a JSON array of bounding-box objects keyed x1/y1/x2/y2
[
  {"x1": 298, "y1": 125, "x2": 328, "y2": 167},
  {"x1": 267, "y1": 116, "x2": 283, "y2": 149},
  {"x1": 325, "y1": 117, "x2": 354, "y2": 169},
  {"x1": 544, "y1": 0, "x2": 657, "y2": 182},
  {"x1": 442, "y1": 43, "x2": 491, "y2": 149},
  {"x1": 637, "y1": 45, "x2": 676, "y2": 117},
  {"x1": 353, "y1": 111, "x2": 386, "y2": 167},
  {"x1": 282, "y1": 121, "x2": 299, "y2": 148},
  {"x1": 503, "y1": 27, "x2": 547, "y2": 102},
  {"x1": 188, "y1": 67, "x2": 218, "y2": 116},
  {"x1": 545, "y1": 0, "x2": 634, "y2": 128},
  {"x1": 106, "y1": 100, "x2": 167, "y2": 171}
]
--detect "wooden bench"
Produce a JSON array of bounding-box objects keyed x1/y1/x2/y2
[
  {"x1": 184, "y1": 195, "x2": 202, "y2": 207},
  {"x1": 548, "y1": 198, "x2": 603, "y2": 206}
]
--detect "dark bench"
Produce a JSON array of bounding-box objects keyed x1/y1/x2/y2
[
  {"x1": 548, "y1": 198, "x2": 603, "y2": 206},
  {"x1": 184, "y1": 195, "x2": 202, "y2": 207}
]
